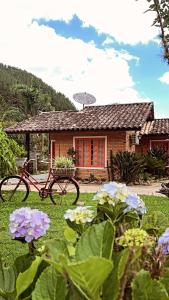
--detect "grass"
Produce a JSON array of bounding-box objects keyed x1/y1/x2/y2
[{"x1": 0, "y1": 192, "x2": 169, "y2": 264}]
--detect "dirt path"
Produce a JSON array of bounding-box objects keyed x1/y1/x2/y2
[{"x1": 79, "y1": 181, "x2": 167, "y2": 196}]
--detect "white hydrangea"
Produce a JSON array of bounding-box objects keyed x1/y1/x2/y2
[
  {"x1": 64, "y1": 206, "x2": 95, "y2": 224},
  {"x1": 93, "y1": 182, "x2": 129, "y2": 205},
  {"x1": 93, "y1": 181, "x2": 146, "y2": 215}
]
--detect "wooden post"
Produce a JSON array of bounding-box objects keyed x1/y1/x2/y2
[{"x1": 25, "y1": 133, "x2": 30, "y2": 161}]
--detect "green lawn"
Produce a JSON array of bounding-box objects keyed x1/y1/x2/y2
[{"x1": 0, "y1": 192, "x2": 169, "y2": 264}]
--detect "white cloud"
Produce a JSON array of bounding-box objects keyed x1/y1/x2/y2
[
  {"x1": 159, "y1": 72, "x2": 169, "y2": 85},
  {"x1": 0, "y1": 0, "x2": 154, "y2": 110},
  {"x1": 102, "y1": 37, "x2": 115, "y2": 46},
  {"x1": 0, "y1": 0, "x2": 158, "y2": 45},
  {"x1": 75, "y1": 0, "x2": 158, "y2": 45},
  {"x1": 117, "y1": 50, "x2": 139, "y2": 63}
]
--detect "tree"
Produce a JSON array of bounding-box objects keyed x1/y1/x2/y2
[
  {"x1": 0, "y1": 126, "x2": 25, "y2": 177},
  {"x1": 13, "y1": 84, "x2": 40, "y2": 118},
  {"x1": 143, "y1": 0, "x2": 169, "y2": 64}
]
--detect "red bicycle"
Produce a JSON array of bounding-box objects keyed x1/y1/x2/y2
[{"x1": 0, "y1": 159, "x2": 80, "y2": 205}]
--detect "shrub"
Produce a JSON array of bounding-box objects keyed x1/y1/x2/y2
[
  {"x1": 0, "y1": 127, "x2": 25, "y2": 177},
  {"x1": 109, "y1": 151, "x2": 145, "y2": 184},
  {"x1": 145, "y1": 147, "x2": 168, "y2": 178}
]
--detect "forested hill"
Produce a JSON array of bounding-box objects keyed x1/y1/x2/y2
[{"x1": 0, "y1": 63, "x2": 76, "y2": 126}]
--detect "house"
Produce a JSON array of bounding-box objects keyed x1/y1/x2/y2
[{"x1": 5, "y1": 101, "x2": 169, "y2": 180}]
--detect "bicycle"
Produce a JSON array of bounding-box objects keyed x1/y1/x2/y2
[{"x1": 0, "y1": 159, "x2": 80, "y2": 205}]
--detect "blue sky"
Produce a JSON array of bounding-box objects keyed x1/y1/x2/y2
[{"x1": 0, "y1": 0, "x2": 169, "y2": 118}]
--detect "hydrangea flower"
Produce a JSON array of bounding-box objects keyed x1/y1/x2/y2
[
  {"x1": 93, "y1": 181, "x2": 146, "y2": 215},
  {"x1": 157, "y1": 228, "x2": 169, "y2": 255},
  {"x1": 118, "y1": 228, "x2": 151, "y2": 248},
  {"x1": 64, "y1": 206, "x2": 95, "y2": 224},
  {"x1": 125, "y1": 193, "x2": 147, "y2": 214},
  {"x1": 9, "y1": 207, "x2": 50, "y2": 242}
]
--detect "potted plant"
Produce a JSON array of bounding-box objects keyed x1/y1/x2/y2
[{"x1": 53, "y1": 156, "x2": 75, "y2": 176}]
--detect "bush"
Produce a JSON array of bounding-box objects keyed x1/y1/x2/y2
[
  {"x1": 109, "y1": 151, "x2": 145, "y2": 184},
  {"x1": 0, "y1": 127, "x2": 25, "y2": 177},
  {"x1": 2, "y1": 182, "x2": 169, "y2": 299},
  {"x1": 145, "y1": 147, "x2": 168, "y2": 178}
]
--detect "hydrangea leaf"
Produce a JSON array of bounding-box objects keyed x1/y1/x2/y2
[
  {"x1": 32, "y1": 266, "x2": 67, "y2": 300},
  {"x1": 64, "y1": 256, "x2": 113, "y2": 300},
  {"x1": 64, "y1": 226, "x2": 77, "y2": 243},
  {"x1": 0, "y1": 257, "x2": 16, "y2": 296},
  {"x1": 102, "y1": 249, "x2": 131, "y2": 300},
  {"x1": 75, "y1": 221, "x2": 115, "y2": 260},
  {"x1": 16, "y1": 256, "x2": 42, "y2": 298},
  {"x1": 43, "y1": 239, "x2": 69, "y2": 262},
  {"x1": 132, "y1": 269, "x2": 169, "y2": 300}
]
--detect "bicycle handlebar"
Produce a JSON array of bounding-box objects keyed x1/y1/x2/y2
[{"x1": 23, "y1": 158, "x2": 35, "y2": 167}]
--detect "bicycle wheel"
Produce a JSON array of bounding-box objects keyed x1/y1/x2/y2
[
  {"x1": 0, "y1": 175, "x2": 29, "y2": 202},
  {"x1": 49, "y1": 177, "x2": 80, "y2": 205}
]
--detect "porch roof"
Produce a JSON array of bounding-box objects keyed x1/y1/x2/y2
[
  {"x1": 141, "y1": 119, "x2": 169, "y2": 135},
  {"x1": 5, "y1": 102, "x2": 154, "y2": 133}
]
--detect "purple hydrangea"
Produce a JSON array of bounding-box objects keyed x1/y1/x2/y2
[
  {"x1": 9, "y1": 207, "x2": 50, "y2": 242},
  {"x1": 158, "y1": 228, "x2": 169, "y2": 255}
]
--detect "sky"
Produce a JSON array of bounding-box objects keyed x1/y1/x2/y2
[{"x1": 0, "y1": 0, "x2": 169, "y2": 118}]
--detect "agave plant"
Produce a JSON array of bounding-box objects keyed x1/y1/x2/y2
[{"x1": 110, "y1": 151, "x2": 145, "y2": 184}]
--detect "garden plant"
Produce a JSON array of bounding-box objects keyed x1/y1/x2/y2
[
  {"x1": 54, "y1": 156, "x2": 74, "y2": 169},
  {"x1": 1, "y1": 182, "x2": 169, "y2": 299}
]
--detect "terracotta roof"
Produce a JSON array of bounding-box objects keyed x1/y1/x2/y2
[
  {"x1": 141, "y1": 119, "x2": 169, "y2": 135},
  {"x1": 5, "y1": 102, "x2": 154, "y2": 133}
]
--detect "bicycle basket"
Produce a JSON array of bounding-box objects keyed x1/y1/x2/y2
[
  {"x1": 53, "y1": 168, "x2": 76, "y2": 177},
  {"x1": 16, "y1": 157, "x2": 27, "y2": 168}
]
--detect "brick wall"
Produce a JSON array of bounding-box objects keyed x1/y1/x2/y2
[
  {"x1": 49, "y1": 130, "x2": 135, "y2": 180},
  {"x1": 135, "y1": 137, "x2": 150, "y2": 154}
]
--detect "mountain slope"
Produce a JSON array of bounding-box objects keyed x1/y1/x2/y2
[{"x1": 0, "y1": 63, "x2": 76, "y2": 125}]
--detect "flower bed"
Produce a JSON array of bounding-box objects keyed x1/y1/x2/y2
[{"x1": 2, "y1": 181, "x2": 169, "y2": 299}]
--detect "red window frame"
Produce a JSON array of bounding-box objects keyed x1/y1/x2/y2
[{"x1": 75, "y1": 137, "x2": 105, "y2": 168}]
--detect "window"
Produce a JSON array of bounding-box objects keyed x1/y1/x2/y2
[
  {"x1": 151, "y1": 140, "x2": 169, "y2": 163},
  {"x1": 74, "y1": 137, "x2": 106, "y2": 168}
]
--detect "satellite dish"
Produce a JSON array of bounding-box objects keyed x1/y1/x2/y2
[{"x1": 73, "y1": 92, "x2": 96, "y2": 108}]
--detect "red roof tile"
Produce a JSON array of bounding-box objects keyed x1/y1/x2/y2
[
  {"x1": 141, "y1": 119, "x2": 169, "y2": 135},
  {"x1": 5, "y1": 102, "x2": 154, "y2": 133}
]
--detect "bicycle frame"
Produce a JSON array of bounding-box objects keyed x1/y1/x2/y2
[
  {"x1": 19, "y1": 159, "x2": 80, "y2": 201},
  {"x1": 20, "y1": 165, "x2": 53, "y2": 192}
]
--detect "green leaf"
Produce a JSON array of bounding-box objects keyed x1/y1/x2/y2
[
  {"x1": 76, "y1": 221, "x2": 115, "y2": 260},
  {"x1": 44, "y1": 239, "x2": 69, "y2": 262},
  {"x1": 132, "y1": 269, "x2": 169, "y2": 300},
  {"x1": 102, "y1": 253, "x2": 120, "y2": 300},
  {"x1": 64, "y1": 226, "x2": 77, "y2": 243},
  {"x1": 65, "y1": 256, "x2": 113, "y2": 300},
  {"x1": 142, "y1": 211, "x2": 169, "y2": 234},
  {"x1": 32, "y1": 266, "x2": 67, "y2": 300},
  {"x1": 117, "y1": 248, "x2": 130, "y2": 280},
  {"x1": 14, "y1": 254, "x2": 35, "y2": 276},
  {"x1": 16, "y1": 256, "x2": 42, "y2": 298},
  {"x1": 160, "y1": 269, "x2": 169, "y2": 295},
  {"x1": 0, "y1": 257, "x2": 16, "y2": 294},
  {"x1": 102, "y1": 249, "x2": 130, "y2": 300}
]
